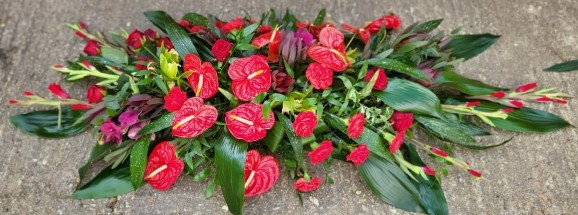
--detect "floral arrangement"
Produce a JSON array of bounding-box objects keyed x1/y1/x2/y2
[{"x1": 8, "y1": 9, "x2": 572, "y2": 215}]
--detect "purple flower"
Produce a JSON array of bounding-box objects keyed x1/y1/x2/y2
[
  {"x1": 295, "y1": 28, "x2": 314, "y2": 47},
  {"x1": 100, "y1": 120, "x2": 122, "y2": 144},
  {"x1": 128, "y1": 121, "x2": 148, "y2": 140},
  {"x1": 119, "y1": 108, "x2": 139, "y2": 129}
]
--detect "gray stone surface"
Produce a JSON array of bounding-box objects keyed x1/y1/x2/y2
[{"x1": 1, "y1": 0, "x2": 578, "y2": 214}]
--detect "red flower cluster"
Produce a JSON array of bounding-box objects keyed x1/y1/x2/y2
[
  {"x1": 305, "y1": 26, "x2": 349, "y2": 90},
  {"x1": 144, "y1": 141, "x2": 184, "y2": 190},
  {"x1": 244, "y1": 150, "x2": 280, "y2": 197},
  {"x1": 389, "y1": 111, "x2": 414, "y2": 153}
]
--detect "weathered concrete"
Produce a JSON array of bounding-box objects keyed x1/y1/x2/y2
[{"x1": 1, "y1": 0, "x2": 577, "y2": 214}]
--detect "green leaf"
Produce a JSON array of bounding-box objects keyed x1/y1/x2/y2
[
  {"x1": 138, "y1": 112, "x2": 174, "y2": 135},
  {"x1": 544, "y1": 59, "x2": 578, "y2": 72},
  {"x1": 324, "y1": 114, "x2": 392, "y2": 161},
  {"x1": 215, "y1": 132, "x2": 247, "y2": 215},
  {"x1": 414, "y1": 115, "x2": 476, "y2": 144},
  {"x1": 374, "y1": 79, "x2": 445, "y2": 119},
  {"x1": 129, "y1": 136, "x2": 151, "y2": 188},
  {"x1": 78, "y1": 143, "x2": 113, "y2": 182},
  {"x1": 182, "y1": 12, "x2": 209, "y2": 26},
  {"x1": 101, "y1": 46, "x2": 128, "y2": 64},
  {"x1": 406, "y1": 19, "x2": 443, "y2": 34},
  {"x1": 443, "y1": 34, "x2": 500, "y2": 60},
  {"x1": 10, "y1": 107, "x2": 89, "y2": 138},
  {"x1": 455, "y1": 137, "x2": 512, "y2": 150},
  {"x1": 275, "y1": 112, "x2": 306, "y2": 172},
  {"x1": 361, "y1": 58, "x2": 430, "y2": 81},
  {"x1": 144, "y1": 10, "x2": 198, "y2": 56},
  {"x1": 444, "y1": 114, "x2": 490, "y2": 136},
  {"x1": 264, "y1": 122, "x2": 284, "y2": 152},
  {"x1": 205, "y1": 177, "x2": 219, "y2": 198},
  {"x1": 242, "y1": 23, "x2": 259, "y2": 37},
  {"x1": 73, "y1": 165, "x2": 135, "y2": 199},
  {"x1": 235, "y1": 43, "x2": 258, "y2": 51},
  {"x1": 433, "y1": 70, "x2": 505, "y2": 96},
  {"x1": 313, "y1": 9, "x2": 326, "y2": 25},
  {"x1": 358, "y1": 154, "x2": 447, "y2": 215},
  {"x1": 81, "y1": 56, "x2": 126, "y2": 71}
]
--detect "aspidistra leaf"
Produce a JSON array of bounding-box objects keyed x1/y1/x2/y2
[
  {"x1": 215, "y1": 132, "x2": 247, "y2": 215},
  {"x1": 9, "y1": 107, "x2": 89, "y2": 138},
  {"x1": 374, "y1": 79, "x2": 446, "y2": 119},
  {"x1": 443, "y1": 34, "x2": 500, "y2": 60}
]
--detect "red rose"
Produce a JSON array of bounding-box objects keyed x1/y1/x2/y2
[
  {"x1": 83, "y1": 40, "x2": 101, "y2": 56},
  {"x1": 308, "y1": 140, "x2": 333, "y2": 164},
  {"x1": 390, "y1": 111, "x2": 413, "y2": 133},
  {"x1": 293, "y1": 111, "x2": 318, "y2": 137},
  {"x1": 211, "y1": 39, "x2": 232, "y2": 62},
  {"x1": 389, "y1": 131, "x2": 405, "y2": 153},
  {"x1": 157, "y1": 36, "x2": 174, "y2": 50},
  {"x1": 126, "y1": 30, "x2": 144, "y2": 50},
  {"x1": 144, "y1": 141, "x2": 184, "y2": 191},
  {"x1": 305, "y1": 62, "x2": 333, "y2": 90},
  {"x1": 184, "y1": 54, "x2": 219, "y2": 99},
  {"x1": 86, "y1": 84, "x2": 105, "y2": 104},
  {"x1": 164, "y1": 87, "x2": 188, "y2": 112},
  {"x1": 347, "y1": 113, "x2": 365, "y2": 139},
  {"x1": 48, "y1": 83, "x2": 70, "y2": 99},
  {"x1": 171, "y1": 97, "x2": 218, "y2": 138},
  {"x1": 363, "y1": 68, "x2": 388, "y2": 90},
  {"x1": 225, "y1": 103, "x2": 275, "y2": 142},
  {"x1": 221, "y1": 17, "x2": 244, "y2": 34},
  {"x1": 244, "y1": 150, "x2": 280, "y2": 197},
  {"x1": 144, "y1": 29, "x2": 158, "y2": 41},
  {"x1": 346, "y1": 144, "x2": 369, "y2": 167},
  {"x1": 228, "y1": 56, "x2": 271, "y2": 101},
  {"x1": 294, "y1": 177, "x2": 322, "y2": 192}
]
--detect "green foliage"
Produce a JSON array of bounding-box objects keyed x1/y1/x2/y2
[
  {"x1": 215, "y1": 132, "x2": 247, "y2": 215},
  {"x1": 9, "y1": 107, "x2": 89, "y2": 138},
  {"x1": 544, "y1": 59, "x2": 578, "y2": 72},
  {"x1": 374, "y1": 79, "x2": 446, "y2": 119},
  {"x1": 443, "y1": 34, "x2": 500, "y2": 60},
  {"x1": 73, "y1": 165, "x2": 134, "y2": 199}
]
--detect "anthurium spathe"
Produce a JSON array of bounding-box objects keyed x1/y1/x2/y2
[
  {"x1": 227, "y1": 55, "x2": 271, "y2": 101},
  {"x1": 171, "y1": 97, "x2": 218, "y2": 138},
  {"x1": 341, "y1": 24, "x2": 370, "y2": 44},
  {"x1": 251, "y1": 27, "x2": 282, "y2": 62},
  {"x1": 184, "y1": 54, "x2": 219, "y2": 99},
  {"x1": 225, "y1": 103, "x2": 275, "y2": 142},
  {"x1": 244, "y1": 150, "x2": 280, "y2": 197},
  {"x1": 144, "y1": 141, "x2": 184, "y2": 191},
  {"x1": 307, "y1": 26, "x2": 349, "y2": 72}
]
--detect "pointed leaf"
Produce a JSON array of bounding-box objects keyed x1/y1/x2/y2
[
  {"x1": 9, "y1": 107, "x2": 89, "y2": 138},
  {"x1": 215, "y1": 132, "x2": 247, "y2": 215},
  {"x1": 544, "y1": 60, "x2": 578, "y2": 72},
  {"x1": 434, "y1": 70, "x2": 506, "y2": 96},
  {"x1": 374, "y1": 79, "x2": 445, "y2": 119},
  {"x1": 138, "y1": 112, "x2": 174, "y2": 135},
  {"x1": 275, "y1": 112, "x2": 306, "y2": 172},
  {"x1": 73, "y1": 165, "x2": 134, "y2": 199},
  {"x1": 264, "y1": 122, "x2": 284, "y2": 153},
  {"x1": 313, "y1": 9, "x2": 326, "y2": 25},
  {"x1": 144, "y1": 10, "x2": 198, "y2": 56},
  {"x1": 129, "y1": 136, "x2": 151, "y2": 188},
  {"x1": 360, "y1": 58, "x2": 429, "y2": 81},
  {"x1": 414, "y1": 115, "x2": 476, "y2": 144},
  {"x1": 443, "y1": 34, "x2": 500, "y2": 60}
]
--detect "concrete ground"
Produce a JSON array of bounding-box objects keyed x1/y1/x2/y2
[{"x1": 1, "y1": 0, "x2": 578, "y2": 214}]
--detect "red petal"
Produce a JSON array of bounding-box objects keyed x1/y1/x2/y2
[
  {"x1": 509, "y1": 100, "x2": 524, "y2": 108},
  {"x1": 389, "y1": 132, "x2": 405, "y2": 154},
  {"x1": 308, "y1": 140, "x2": 333, "y2": 164},
  {"x1": 48, "y1": 83, "x2": 71, "y2": 99},
  {"x1": 423, "y1": 166, "x2": 436, "y2": 176},
  {"x1": 468, "y1": 169, "x2": 482, "y2": 178},
  {"x1": 359, "y1": 30, "x2": 371, "y2": 44},
  {"x1": 305, "y1": 62, "x2": 333, "y2": 90},
  {"x1": 515, "y1": 82, "x2": 537, "y2": 93},
  {"x1": 164, "y1": 87, "x2": 188, "y2": 112},
  {"x1": 225, "y1": 103, "x2": 275, "y2": 142},
  {"x1": 171, "y1": 97, "x2": 218, "y2": 138},
  {"x1": 307, "y1": 45, "x2": 348, "y2": 72},
  {"x1": 490, "y1": 91, "x2": 506, "y2": 99},
  {"x1": 293, "y1": 111, "x2": 318, "y2": 137},
  {"x1": 318, "y1": 26, "x2": 344, "y2": 49},
  {"x1": 251, "y1": 31, "x2": 273, "y2": 48},
  {"x1": 347, "y1": 113, "x2": 365, "y2": 139},
  {"x1": 187, "y1": 62, "x2": 219, "y2": 99},
  {"x1": 340, "y1": 24, "x2": 358, "y2": 33},
  {"x1": 183, "y1": 54, "x2": 202, "y2": 72},
  {"x1": 228, "y1": 56, "x2": 271, "y2": 101},
  {"x1": 144, "y1": 141, "x2": 184, "y2": 191},
  {"x1": 71, "y1": 104, "x2": 92, "y2": 110},
  {"x1": 244, "y1": 150, "x2": 280, "y2": 197},
  {"x1": 294, "y1": 177, "x2": 322, "y2": 192},
  {"x1": 431, "y1": 147, "x2": 448, "y2": 157}
]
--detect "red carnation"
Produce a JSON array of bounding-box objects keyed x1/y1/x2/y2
[
  {"x1": 225, "y1": 103, "x2": 275, "y2": 142},
  {"x1": 144, "y1": 141, "x2": 184, "y2": 191},
  {"x1": 184, "y1": 54, "x2": 219, "y2": 99},
  {"x1": 294, "y1": 177, "x2": 322, "y2": 192},
  {"x1": 86, "y1": 84, "x2": 105, "y2": 104},
  {"x1": 307, "y1": 26, "x2": 349, "y2": 72},
  {"x1": 211, "y1": 39, "x2": 232, "y2": 62},
  {"x1": 48, "y1": 83, "x2": 70, "y2": 99},
  {"x1": 346, "y1": 144, "x2": 369, "y2": 167},
  {"x1": 164, "y1": 87, "x2": 188, "y2": 112},
  {"x1": 347, "y1": 113, "x2": 365, "y2": 139},
  {"x1": 221, "y1": 17, "x2": 244, "y2": 34},
  {"x1": 228, "y1": 56, "x2": 271, "y2": 101},
  {"x1": 157, "y1": 36, "x2": 174, "y2": 50},
  {"x1": 389, "y1": 131, "x2": 405, "y2": 153},
  {"x1": 305, "y1": 62, "x2": 333, "y2": 90},
  {"x1": 293, "y1": 111, "x2": 318, "y2": 137},
  {"x1": 390, "y1": 111, "x2": 413, "y2": 133},
  {"x1": 515, "y1": 82, "x2": 537, "y2": 93},
  {"x1": 171, "y1": 97, "x2": 218, "y2": 138},
  {"x1": 126, "y1": 30, "x2": 144, "y2": 50},
  {"x1": 244, "y1": 150, "x2": 280, "y2": 197},
  {"x1": 308, "y1": 140, "x2": 333, "y2": 164},
  {"x1": 83, "y1": 40, "x2": 101, "y2": 56},
  {"x1": 363, "y1": 68, "x2": 388, "y2": 90}
]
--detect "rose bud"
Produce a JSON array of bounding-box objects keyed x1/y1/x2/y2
[
  {"x1": 144, "y1": 29, "x2": 158, "y2": 41},
  {"x1": 83, "y1": 40, "x2": 101, "y2": 56},
  {"x1": 86, "y1": 84, "x2": 106, "y2": 104},
  {"x1": 126, "y1": 30, "x2": 144, "y2": 50}
]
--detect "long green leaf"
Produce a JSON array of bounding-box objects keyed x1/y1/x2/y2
[
  {"x1": 9, "y1": 107, "x2": 89, "y2": 138},
  {"x1": 374, "y1": 79, "x2": 445, "y2": 119},
  {"x1": 313, "y1": 9, "x2": 326, "y2": 25},
  {"x1": 129, "y1": 136, "x2": 151, "y2": 188},
  {"x1": 138, "y1": 112, "x2": 174, "y2": 135},
  {"x1": 144, "y1": 10, "x2": 198, "y2": 56},
  {"x1": 544, "y1": 59, "x2": 578, "y2": 72},
  {"x1": 72, "y1": 165, "x2": 134, "y2": 199},
  {"x1": 406, "y1": 19, "x2": 443, "y2": 34},
  {"x1": 434, "y1": 70, "x2": 506, "y2": 96},
  {"x1": 78, "y1": 143, "x2": 113, "y2": 183},
  {"x1": 264, "y1": 123, "x2": 284, "y2": 153},
  {"x1": 181, "y1": 12, "x2": 209, "y2": 26},
  {"x1": 275, "y1": 112, "x2": 306, "y2": 172},
  {"x1": 215, "y1": 132, "x2": 247, "y2": 215},
  {"x1": 443, "y1": 34, "x2": 500, "y2": 60},
  {"x1": 414, "y1": 115, "x2": 476, "y2": 144},
  {"x1": 361, "y1": 58, "x2": 430, "y2": 81}
]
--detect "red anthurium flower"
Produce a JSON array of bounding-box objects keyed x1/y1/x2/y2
[
  {"x1": 251, "y1": 28, "x2": 282, "y2": 62},
  {"x1": 244, "y1": 150, "x2": 280, "y2": 197},
  {"x1": 164, "y1": 87, "x2": 188, "y2": 112},
  {"x1": 225, "y1": 103, "x2": 275, "y2": 142},
  {"x1": 228, "y1": 56, "x2": 271, "y2": 101},
  {"x1": 308, "y1": 140, "x2": 333, "y2": 164},
  {"x1": 389, "y1": 131, "x2": 405, "y2": 153},
  {"x1": 294, "y1": 177, "x2": 322, "y2": 192},
  {"x1": 83, "y1": 40, "x2": 101, "y2": 56},
  {"x1": 346, "y1": 144, "x2": 369, "y2": 167},
  {"x1": 144, "y1": 141, "x2": 184, "y2": 191},
  {"x1": 465, "y1": 101, "x2": 480, "y2": 107},
  {"x1": 221, "y1": 17, "x2": 244, "y2": 34},
  {"x1": 171, "y1": 97, "x2": 218, "y2": 138},
  {"x1": 184, "y1": 54, "x2": 219, "y2": 99},
  {"x1": 295, "y1": 21, "x2": 333, "y2": 39},
  {"x1": 293, "y1": 111, "x2": 318, "y2": 137},
  {"x1": 341, "y1": 24, "x2": 371, "y2": 44},
  {"x1": 390, "y1": 111, "x2": 413, "y2": 133},
  {"x1": 48, "y1": 83, "x2": 70, "y2": 99},
  {"x1": 468, "y1": 169, "x2": 482, "y2": 178},
  {"x1": 515, "y1": 82, "x2": 537, "y2": 93},
  {"x1": 305, "y1": 62, "x2": 333, "y2": 90},
  {"x1": 86, "y1": 84, "x2": 105, "y2": 104},
  {"x1": 422, "y1": 166, "x2": 436, "y2": 176},
  {"x1": 126, "y1": 30, "x2": 144, "y2": 50},
  {"x1": 490, "y1": 91, "x2": 506, "y2": 99},
  {"x1": 307, "y1": 26, "x2": 349, "y2": 72},
  {"x1": 365, "y1": 15, "x2": 402, "y2": 33},
  {"x1": 363, "y1": 68, "x2": 388, "y2": 90},
  {"x1": 347, "y1": 113, "x2": 365, "y2": 139},
  {"x1": 211, "y1": 39, "x2": 232, "y2": 62}
]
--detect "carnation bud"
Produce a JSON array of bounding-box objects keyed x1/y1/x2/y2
[
  {"x1": 468, "y1": 169, "x2": 482, "y2": 178},
  {"x1": 509, "y1": 100, "x2": 524, "y2": 108},
  {"x1": 515, "y1": 82, "x2": 537, "y2": 93},
  {"x1": 430, "y1": 147, "x2": 448, "y2": 157},
  {"x1": 464, "y1": 101, "x2": 480, "y2": 107},
  {"x1": 422, "y1": 166, "x2": 436, "y2": 176},
  {"x1": 490, "y1": 91, "x2": 506, "y2": 99}
]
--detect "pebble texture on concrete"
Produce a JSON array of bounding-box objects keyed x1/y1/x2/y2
[{"x1": 1, "y1": 0, "x2": 577, "y2": 214}]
